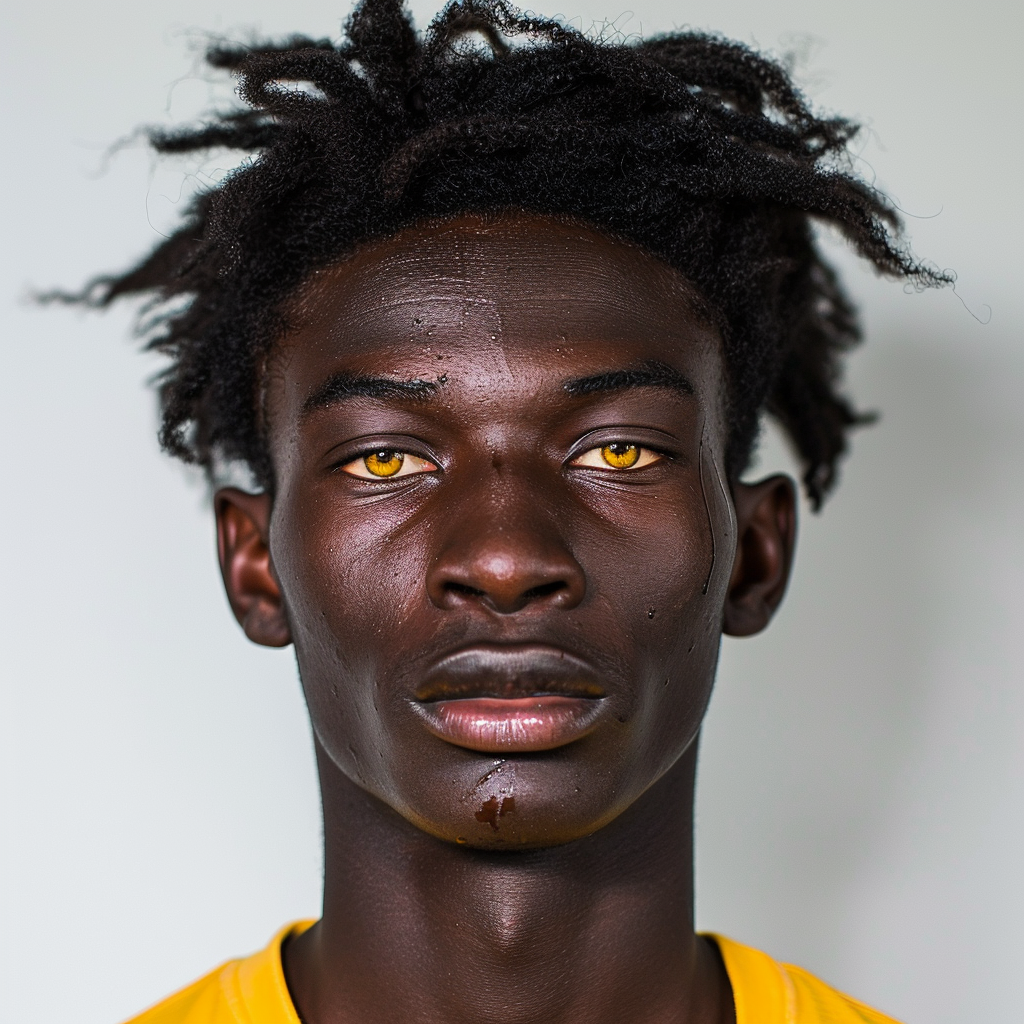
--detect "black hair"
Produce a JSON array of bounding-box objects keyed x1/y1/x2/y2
[{"x1": 69, "y1": 0, "x2": 948, "y2": 507}]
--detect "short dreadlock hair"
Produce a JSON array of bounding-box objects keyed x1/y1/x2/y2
[{"x1": 75, "y1": 0, "x2": 948, "y2": 507}]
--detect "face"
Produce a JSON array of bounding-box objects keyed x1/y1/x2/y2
[{"x1": 216, "y1": 213, "x2": 795, "y2": 849}]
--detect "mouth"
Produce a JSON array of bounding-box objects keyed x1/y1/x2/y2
[{"x1": 413, "y1": 644, "x2": 607, "y2": 754}]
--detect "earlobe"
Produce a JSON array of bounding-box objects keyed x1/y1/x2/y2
[
  {"x1": 214, "y1": 488, "x2": 292, "y2": 648},
  {"x1": 722, "y1": 474, "x2": 797, "y2": 637}
]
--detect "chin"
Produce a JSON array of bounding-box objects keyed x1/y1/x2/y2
[
  {"x1": 381, "y1": 752, "x2": 642, "y2": 851},
  {"x1": 404, "y1": 803, "x2": 624, "y2": 851}
]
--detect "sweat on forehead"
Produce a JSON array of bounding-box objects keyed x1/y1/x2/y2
[{"x1": 281, "y1": 214, "x2": 716, "y2": 348}]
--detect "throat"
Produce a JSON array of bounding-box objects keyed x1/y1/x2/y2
[{"x1": 284, "y1": 742, "x2": 727, "y2": 1024}]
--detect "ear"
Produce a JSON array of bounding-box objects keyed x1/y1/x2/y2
[
  {"x1": 723, "y1": 474, "x2": 797, "y2": 637},
  {"x1": 214, "y1": 487, "x2": 292, "y2": 648}
]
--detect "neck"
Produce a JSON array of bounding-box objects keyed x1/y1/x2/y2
[{"x1": 284, "y1": 739, "x2": 732, "y2": 1024}]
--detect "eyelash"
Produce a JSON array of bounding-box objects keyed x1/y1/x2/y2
[
  {"x1": 338, "y1": 448, "x2": 438, "y2": 480},
  {"x1": 569, "y1": 442, "x2": 665, "y2": 472},
  {"x1": 336, "y1": 440, "x2": 667, "y2": 480}
]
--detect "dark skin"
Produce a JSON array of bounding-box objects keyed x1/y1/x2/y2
[{"x1": 215, "y1": 214, "x2": 796, "y2": 1024}]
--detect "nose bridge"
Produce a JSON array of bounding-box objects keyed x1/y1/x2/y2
[{"x1": 427, "y1": 456, "x2": 585, "y2": 613}]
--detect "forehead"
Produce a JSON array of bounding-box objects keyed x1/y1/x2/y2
[
  {"x1": 269, "y1": 213, "x2": 725, "y2": 432},
  {"x1": 285, "y1": 214, "x2": 717, "y2": 356}
]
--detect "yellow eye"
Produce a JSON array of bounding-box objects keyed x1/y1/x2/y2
[
  {"x1": 601, "y1": 443, "x2": 639, "y2": 468},
  {"x1": 571, "y1": 443, "x2": 662, "y2": 471},
  {"x1": 365, "y1": 450, "x2": 404, "y2": 476},
  {"x1": 341, "y1": 449, "x2": 438, "y2": 479}
]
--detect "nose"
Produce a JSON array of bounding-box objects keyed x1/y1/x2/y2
[{"x1": 426, "y1": 485, "x2": 586, "y2": 615}]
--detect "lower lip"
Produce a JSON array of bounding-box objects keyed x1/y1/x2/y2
[{"x1": 418, "y1": 695, "x2": 603, "y2": 753}]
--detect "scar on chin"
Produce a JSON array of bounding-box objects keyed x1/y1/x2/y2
[{"x1": 475, "y1": 795, "x2": 516, "y2": 831}]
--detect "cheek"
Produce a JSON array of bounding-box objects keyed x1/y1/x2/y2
[
  {"x1": 270, "y1": 494, "x2": 431, "y2": 771},
  {"x1": 586, "y1": 483, "x2": 713, "y2": 643},
  {"x1": 277, "y1": 489, "x2": 428, "y2": 638},
  {"x1": 590, "y1": 489, "x2": 729, "y2": 778}
]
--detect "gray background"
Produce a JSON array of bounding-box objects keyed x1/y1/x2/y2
[{"x1": 2, "y1": 0, "x2": 1021, "y2": 1021}]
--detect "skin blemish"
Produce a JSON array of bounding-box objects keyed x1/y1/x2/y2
[
  {"x1": 475, "y1": 795, "x2": 516, "y2": 831},
  {"x1": 697, "y1": 424, "x2": 716, "y2": 596},
  {"x1": 463, "y1": 761, "x2": 506, "y2": 801},
  {"x1": 696, "y1": 421, "x2": 729, "y2": 598},
  {"x1": 647, "y1": 607, "x2": 656, "y2": 619}
]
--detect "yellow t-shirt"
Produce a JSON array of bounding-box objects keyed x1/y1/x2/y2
[{"x1": 124, "y1": 921, "x2": 902, "y2": 1024}]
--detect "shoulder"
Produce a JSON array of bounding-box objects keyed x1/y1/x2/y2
[
  {"x1": 121, "y1": 961, "x2": 237, "y2": 1024},
  {"x1": 783, "y1": 962, "x2": 903, "y2": 1024},
  {"x1": 120, "y1": 921, "x2": 315, "y2": 1024},
  {"x1": 709, "y1": 933, "x2": 903, "y2": 1024}
]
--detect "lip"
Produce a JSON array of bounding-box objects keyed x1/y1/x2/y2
[
  {"x1": 418, "y1": 695, "x2": 603, "y2": 753},
  {"x1": 413, "y1": 644, "x2": 606, "y2": 753}
]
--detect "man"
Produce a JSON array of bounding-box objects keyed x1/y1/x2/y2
[{"x1": 78, "y1": 0, "x2": 946, "y2": 1019}]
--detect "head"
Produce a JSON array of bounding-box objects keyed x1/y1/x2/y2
[{"x1": 77, "y1": 0, "x2": 946, "y2": 849}]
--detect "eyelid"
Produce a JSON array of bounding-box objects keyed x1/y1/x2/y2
[
  {"x1": 570, "y1": 444, "x2": 664, "y2": 471},
  {"x1": 339, "y1": 449, "x2": 439, "y2": 480}
]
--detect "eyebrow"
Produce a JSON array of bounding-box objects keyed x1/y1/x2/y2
[
  {"x1": 562, "y1": 360, "x2": 696, "y2": 400},
  {"x1": 302, "y1": 372, "x2": 445, "y2": 417}
]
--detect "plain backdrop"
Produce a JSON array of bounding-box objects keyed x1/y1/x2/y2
[{"x1": 2, "y1": 0, "x2": 1021, "y2": 1021}]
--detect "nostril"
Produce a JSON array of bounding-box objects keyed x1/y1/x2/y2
[
  {"x1": 428, "y1": 540, "x2": 586, "y2": 613},
  {"x1": 444, "y1": 581, "x2": 486, "y2": 599},
  {"x1": 522, "y1": 580, "x2": 567, "y2": 601}
]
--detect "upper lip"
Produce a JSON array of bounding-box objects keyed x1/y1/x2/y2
[{"x1": 414, "y1": 643, "x2": 606, "y2": 702}]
